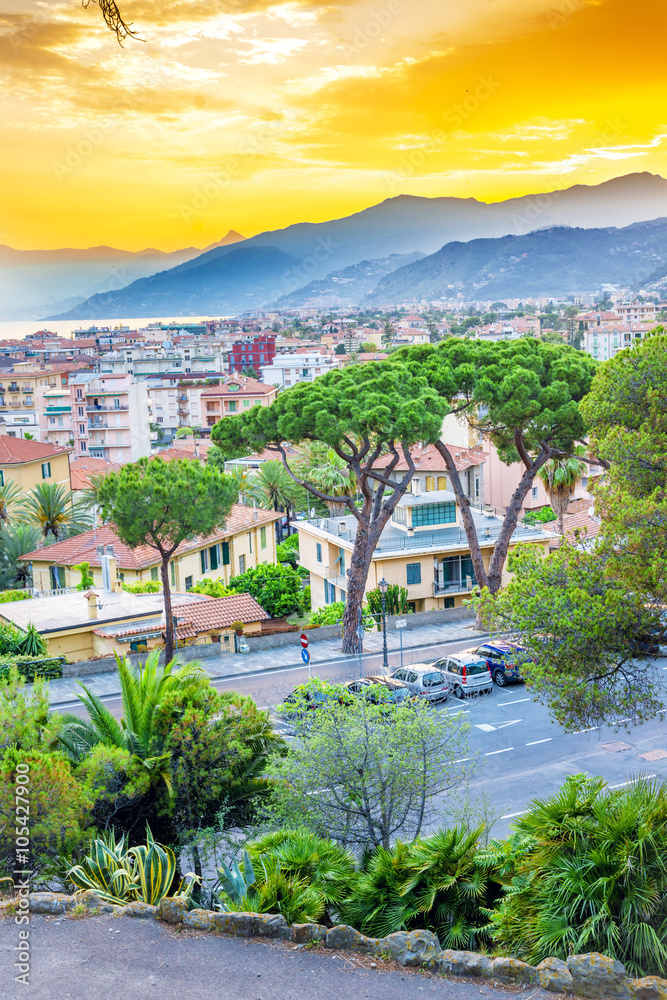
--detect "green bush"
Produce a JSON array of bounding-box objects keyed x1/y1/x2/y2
[
  {"x1": 189, "y1": 577, "x2": 233, "y2": 598},
  {"x1": 0, "y1": 655, "x2": 63, "y2": 683},
  {"x1": 122, "y1": 580, "x2": 162, "y2": 594},
  {"x1": 228, "y1": 563, "x2": 304, "y2": 618},
  {"x1": 523, "y1": 506, "x2": 557, "y2": 525},
  {"x1": 306, "y1": 602, "x2": 373, "y2": 630},
  {"x1": 0, "y1": 589, "x2": 33, "y2": 604},
  {"x1": 486, "y1": 774, "x2": 667, "y2": 976},
  {"x1": 276, "y1": 534, "x2": 300, "y2": 567},
  {"x1": 365, "y1": 584, "x2": 411, "y2": 618}
]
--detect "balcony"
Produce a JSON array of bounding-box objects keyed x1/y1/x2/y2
[
  {"x1": 45, "y1": 405, "x2": 71, "y2": 415},
  {"x1": 433, "y1": 579, "x2": 475, "y2": 596},
  {"x1": 85, "y1": 404, "x2": 129, "y2": 413}
]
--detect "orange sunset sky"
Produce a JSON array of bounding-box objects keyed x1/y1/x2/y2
[{"x1": 1, "y1": 0, "x2": 665, "y2": 251}]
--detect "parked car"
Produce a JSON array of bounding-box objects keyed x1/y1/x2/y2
[
  {"x1": 344, "y1": 676, "x2": 410, "y2": 703},
  {"x1": 390, "y1": 664, "x2": 450, "y2": 702},
  {"x1": 431, "y1": 652, "x2": 492, "y2": 698},
  {"x1": 469, "y1": 641, "x2": 527, "y2": 687}
]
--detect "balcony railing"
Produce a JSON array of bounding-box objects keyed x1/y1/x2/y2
[
  {"x1": 433, "y1": 579, "x2": 475, "y2": 596},
  {"x1": 308, "y1": 518, "x2": 545, "y2": 553},
  {"x1": 86, "y1": 404, "x2": 129, "y2": 413}
]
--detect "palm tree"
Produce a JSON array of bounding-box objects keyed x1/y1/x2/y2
[
  {"x1": 227, "y1": 465, "x2": 255, "y2": 504},
  {"x1": 296, "y1": 442, "x2": 355, "y2": 516},
  {"x1": 246, "y1": 459, "x2": 301, "y2": 541},
  {"x1": 56, "y1": 652, "x2": 210, "y2": 790},
  {"x1": 21, "y1": 482, "x2": 92, "y2": 542},
  {"x1": 537, "y1": 448, "x2": 588, "y2": 535},
  {"x1": 0, "y1": 479, "x2": 24, "y2": 531},
  {"x1": 0, "y1": 524, "x2": 43, "y2": 589}
]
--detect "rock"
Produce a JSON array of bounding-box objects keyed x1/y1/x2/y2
[
  {"x1": 633, "y1": 978, "x2": 667, "y2": 1000},
  {"x1": 438, "y1": 949, "x2": 493, "y2": 978},
  {"x1": 291, "y1": 923, "x2": 327, "y2": 944},
  {"x1": 375, "y1": 930, "x2": 441, "y2": 968},
  {"x1": 119, "y1": 901, "x2": 157, "y2": 919},
  {"x1": 537, "y1": 957, "x2": 574, "y2": 993},
  {"x1": 158, "y1": 896, "x2": 189, "y2": 925},
  {"x1": 77, "y1": 891, "x2": 114, "y2": 913},
  {"x1": 226, "y1": 912, "x2": 260, "y2": 937},
  {"x1": 491, "y1": 957, "x2": 537, "y2": 984},
  {"x1": 376, "y1": 932, "x2": 410, "y2": 962},
  {"x1": 183, "y1": 908, "x2": 218, "y2": 931},
  {"x1": 28, "y1": 892, "x2": 78, "y2": 915},
  {"x1": 254, "y1": 914, "x2": 291, "y2": 940},
  {"x1": 326, "y1": 925, "x2": 378, "y2": 952},
  {"x1": 567, "y1": 953, "x2": 635, "y2": 999}
]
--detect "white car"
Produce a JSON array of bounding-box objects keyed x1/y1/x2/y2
[
  {"x1": 390, "y1": 663, "x2": 450, "y2": 702},
  {"x1": 432, "y1": 652, "x2": 493, "y2": 698}
]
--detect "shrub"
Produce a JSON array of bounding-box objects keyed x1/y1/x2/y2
[
  {"x1": 276, "y1": 534, "x2": 300, "y2": 567},
  {"x1": 189, "y1": 577, "x2": 233, "y2": 598},
  {"x1": 366, "y1": 584, "x2": 411, "y2": 618},
  {"x1": 0, "y1": 590, "x2": 33, "y2": 604},
  {"x1": 228, "y1": 563, "x2": 304, "y2": 618},
  {"x1": 74, "y1": 562, "x2": 95, "y2": 591},
  {"x1": 76, "y1": 744, "x2": 152, "y2": 837},
  {"x1": 0, "y1": 655, "x2": 63, "y2": 683},
  {"x1": 486, "y1": 774, "x2": 667, "y2": 977},
  {"x1": 122, "y1": 580, "x2": 162, "y2": 594},
  {"x1": 523, "y1": 506, "x2": 557, "y2": 524},
  {"x1": 217, "y1": 849, "x2": 326, "y2": 924},
  {"x1": 306, "y1": 602, "x2": 345, "y2": 627},
  {"x1": 0, "y1": 666, "x2": 61, "y2": 752}
]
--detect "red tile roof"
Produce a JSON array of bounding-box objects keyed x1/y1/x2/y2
[
  {"x1": 152, "y1": 440, "x2": 215, "y2": 463},
  {"x1": 0, "y1": 435, "x2": 72, "y2": 465},
  {"x1": 93, "y1": 593, "x2": 270, "y2": 639},
  {"x1": 20, "y1": 503, "x2": 280, "y2": 569},
  {"x1": 373, "y1": 443, "x2": 487, "y2": 473},
  {"x1": 201, "y1": 377, "x2": 275, "y2": 397},
  {"x1": 69, "y1": 456, "x2": 123, "y2": 491}
]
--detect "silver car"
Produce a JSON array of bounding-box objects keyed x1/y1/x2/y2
[
  {"x1": 432, "y1": 651, "x2": 493, "y2": 698},
  {"x1": 390, "y1": 663, "x2": 450, "y2": 702}
]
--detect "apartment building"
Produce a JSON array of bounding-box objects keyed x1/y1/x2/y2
[
  {"x1": 69, "y1": 372, "x2": 151, "y2": 463},
  {"x1": 582, "y1": 323, "x2": 652, "y2": 361},
  {"x1": 614, "y1": 301, "x2": 657, "y2": 324},
  {"x1": 100, "y1": 346, "x2": 224, "y2": 378},
  {"x1": 200, "y1": 376, "x2": 278, "y2": 429},
  {"x1": 0, "y1": 363, "x2": 90, "y2": 443},
  {"x1": 372, "y1": 443, "x2": 487, "y2": 506},
  {"x1": 229, "y1": 336, "x2": 276, "y2": 373},
  {"x1": 0, "y1": 435, "x2": 72, "y2": 494},
  {"x1": 298, "y1": 489, "x2": 552, "y2": 612},
  {"x1": 260, "y1": 352, "x2": 339, "y2": 388}
]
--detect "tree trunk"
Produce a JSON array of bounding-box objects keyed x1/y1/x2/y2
[
  {"x1": 274, "y1": 496, "x2": 283, "y2": 543},
  {"x1": 161, "y1": 556, "x2": 175, "y2": 663},
  {"x1": 433, "y1": 442, "x2": 489, "y2": 591},
  {"x1": 486, "y1": 451, "x2": 550, "y2": 593},
  {"x1": 341, "y1": 521, "x2": 382, "y2": 654}
]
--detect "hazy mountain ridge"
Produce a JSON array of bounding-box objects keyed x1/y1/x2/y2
[
  {"x1": 364, "y1": 218, "x2": 667, "y2": 304},
  {"x1": 272, "y1": 252, "x2": 427, "y2": 309},
  {"x1": 44, "y1": 173, "x2": 667, "y2": 319}
]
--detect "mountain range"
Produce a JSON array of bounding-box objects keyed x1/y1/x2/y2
[
  {"x1": 31, "y1": 172, "x2": 667, "y2": 318},
  {"x1": 0, "y1": 231, "x2": 244, "y2": 321},
  {"x1": 364, "y1": 218, "x2": 667, "y2": 305}
]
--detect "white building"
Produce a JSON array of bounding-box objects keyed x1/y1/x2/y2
[
  {"x1": 614, "y1": 302, "x2": 657, "y2": 324},
  {"x1": 260, "y1": 352, "x2": 339, "y2": 388},
  {"x1": 582, "y1": 324, "x2": 651, "y2": 362},
  {"x1": 70, "y1": 373, "x2": 152, "y2": 464}
]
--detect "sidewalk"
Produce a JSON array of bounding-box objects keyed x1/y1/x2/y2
[{"x1": 43, "y1": 616, "x2": 484, "y2": 706}]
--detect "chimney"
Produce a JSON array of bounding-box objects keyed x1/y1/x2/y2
[{"x1": 85, "y1": 591, "x2": 98, "y2": 619}]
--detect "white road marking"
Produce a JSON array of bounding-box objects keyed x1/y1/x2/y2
[
  {"x1": 474, "y1": 719, "x2": 522, "y2": 732},
  {"x1": 571, "y1": 727, "x2": 599, "y2": 734},
  {"x1": 526, "y1": 738, "x2": 552, "y2": 746},
  {"x1": 609, "y1": 774, "x2": 656, "y2": 789},
  {"x1": 485, "y1": 747, "x2": 514, "y2": 756},
  {"x1": 615, "y1": 718, "x2": 632, "y2": 724},
  {"x1": 500, "y1": 810, "x2": 528, "y2": 819},
  {"x1": 475, "y1": 724, "x2": 496, "y2": 732},
  {"x1": 497, "y1": 698, "x2": 530, "y2": 706},
  {"x1": 452, "y1": 757, "x2": 472, "y2": 764}
]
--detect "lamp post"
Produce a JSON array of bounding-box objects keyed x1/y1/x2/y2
[{"x1": 379, "y1": 577, "x2": 389, "y2": 673}]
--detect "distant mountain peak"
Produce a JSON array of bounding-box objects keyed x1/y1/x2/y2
[{"x1": 202, "y1": 230, "x2": 245, "y2": 251}]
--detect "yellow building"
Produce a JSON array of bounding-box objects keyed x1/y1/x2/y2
[
  {"x1": 298, "y1": 489, "x2": 553, "y2": 612},
  {"x1": 21, "y1": 503, "x2": 280, "y2": 594},
  {"x1": 0, "y1": 435, "x2": 72, "y2": 494},
  {"x1": 0, "y1": 585, "x2": 270, "y2": 660}
]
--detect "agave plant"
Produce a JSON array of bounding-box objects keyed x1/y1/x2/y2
[
  {"x1": 216, "y1": 850, "x2": 325, "y2": 925},
  {"x1": 68, "y1": 826, "x2": 197, "y2": 906},
  {"x1": 16, "y1": 623, "x2": 48, "y2": 658}
]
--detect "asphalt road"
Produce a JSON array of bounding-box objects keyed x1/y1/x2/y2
[
  {"x1": 0, "y1": 915, "x2": 553, "y2": 1000},
  {"x1": 53, "y1": 639, "x2": 667, "y2": 837}
]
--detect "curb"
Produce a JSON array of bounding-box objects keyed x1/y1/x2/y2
[{"x1": 18, "y1": 893, "x2": 664, "y2": 1000}]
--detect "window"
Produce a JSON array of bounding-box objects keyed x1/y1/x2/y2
[
  {"x1": 337, "y1": 546, "x2": 345, "y2": 576},
  {"x1": 78, "y1": 406, "x2": 84, "y2": 417},
  {"x1": 243, "y1": 399, "x2": 250, "y2": 407},
  {"x1": 222, "y1": 540, "x2": 230, "y2": 565},
  {"x1": 324, "y1": 580, "x2": 336, "y2": 604},
  {"x1": 49, "y1": 566, "x2": 66, "y2": 589},
  {"x1": 210, "y1": 544, "x2": 219, "y2": 571},
  {"x1": 411, "y1": 502, "x2": 456, "y2": 527},
  {"x1": 185, "y1": 576, "x2": 193, "y2": 590},
  {"x1": 239, "y1": 554, "x2": 245, "y2": 574},
  {"x1": 425, "y1": 476, "x2": 435, "y2": 491},
  {"x1": 228, "y1": 400, "x2": 237, "y2": 413},
  {"x1": 79, "y1": 424, "x2": 85, "y2": 435},
  {"x1": 80, "y1": 442, "x2": 87, "y2": 452},
  {"x1": 316, "y1": 542, "x2": 322, "y2": 562},
  {"x1": 41, "y1": 462, "x2": 51, "y2": 479},
  {"x1": 531, "y1": 486, "x2": 539, "y2": 499},
  {"x1": 248, "y1": 531, "x2": 253, "y2": 554},
  {"x1": 406, "y1": 563, "x2": 422, "y2": 585},
  {"x1": 260, "y1": 526, "x2": 267, "y2": 548},
  {"x1": 151, "y1": 566, "x2": 158, "y2": 581},
  {"x1": 200, "y1": 549, "x2": 209, "y2": 574},
  {"x1": 0, "y1": 471, "x2": 3, "y2": 487}
]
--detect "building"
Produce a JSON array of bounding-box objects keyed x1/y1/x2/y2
[
  {"x1": 22, "y1": 503, "x2": 280, "y2": 594},
  {"x1": 0, "y1": 435, "x2": 72, "y2": 493},
  {"x1": 0, "y1": 580, "x2": 270, "y2": 660},
  {"x1": 260, "y1": 352, "x2": 339, "y2": 388},
  {"x1": 614, "y1": 301, "x2": 657, "y2": 324},
  {"x1": 69, "y1": 372, "x2": 151, "y2": 463},
  {"x1": 200, "y1": 376, "x2": 278, "y2": 430},
  {"x1": 582, "y1": 323, "x2": 651, "y2": 361},
  {"x1": 229, "y1": 336, "x2": 276, "y2": 374},
  {"x1": 99, "y1": 346, "x2": 225, "y2": 378},
  {"x1": 372, "y1": 443, "x2": 487, "y2": 506},
  {"x1": 69, "y1": 456, "x2": 122, "y2": 492},
  {"x1": 298, "y1": 489, "x2": 552, "y2": 612},
  {"x1": 0, "y1": 362, "x2": 91, "y2": 443}
]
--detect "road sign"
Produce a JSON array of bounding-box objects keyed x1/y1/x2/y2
[
  {"x1": 300, "y1": 632, "x2": 309, "y2": 648},
  {"x1": 395, "y1": 619, "x2": 407, "y2": 629},
  {"x1": 356, "y1": 625, "x2": 365, "y2": 640},
  {"x1": 301, "y1": 647, "x2": 310, "y2": 664}
]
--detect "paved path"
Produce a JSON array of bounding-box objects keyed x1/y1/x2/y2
[
  {"x1": 0, "y1": 915, "x2": 550, "y2": 1000},
  {"x1": 43, "y1": 617, "x2": 484, "y2": 707}
]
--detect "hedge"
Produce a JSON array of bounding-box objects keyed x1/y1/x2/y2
[
  {"x1": 0, "y1": 655, "x2": 64, "y2": 682},
  {"x1": 0, "y1": 590, "x2": 33, "y2": 604}
]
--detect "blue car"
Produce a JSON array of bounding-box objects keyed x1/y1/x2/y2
[{"x1": 471, "y1": 641, "x2": 527, "y2": 687}]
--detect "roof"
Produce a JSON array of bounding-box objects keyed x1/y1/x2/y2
[
  {"x1": 0, "y1": 435, "x2": 72, "y2": 465},
  {"x1": 551, "y1": 497, "x2": 602, "y2": 547},
  {"x1": 151, "y1": 440, "x2": 215, "y2": 463},
  {"x1": 373, "y1": 443, "x2": 487, "y2": 473},
  {"x1": 69, "y1": 457, "x2": 123, "y2": 491},
  {"x1": 92, "y1": 592, "x2": 270, "y2": 640},
  {"x1": 20, "y1": 503, "x2": 280, "y2": 569},
  {"x1": 201, "y1": 377, "x2": 275, "y2": 397}
]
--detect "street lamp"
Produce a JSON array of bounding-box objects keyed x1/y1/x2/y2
[{"x1": 378, "y1": 577, "x2": 389, "y2": 673}]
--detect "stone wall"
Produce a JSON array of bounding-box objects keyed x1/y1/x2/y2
[
  {"x1": 19, "y1": 892, "x2": 665, "y2": 1000},
  {"x1": 62, "y1": 641, "x2": 225, "y2": 678}
]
